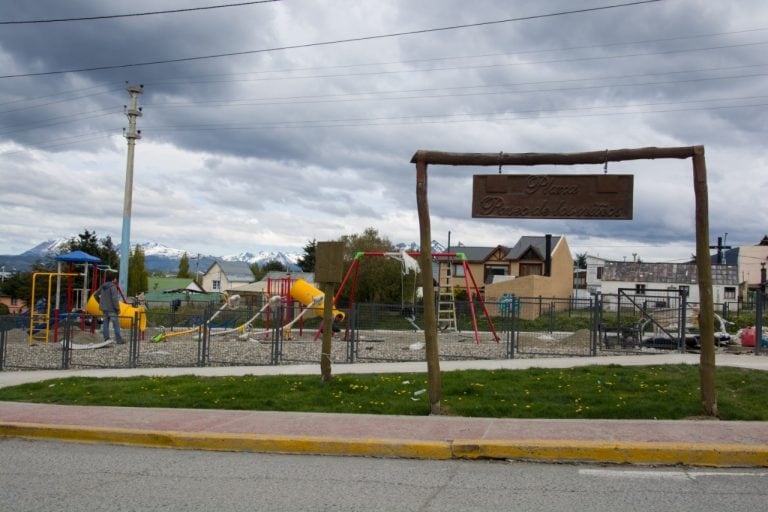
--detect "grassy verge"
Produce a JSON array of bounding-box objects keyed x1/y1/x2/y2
[{"x1": 0, "y1": 365, "x2": 766, "y2": 420}]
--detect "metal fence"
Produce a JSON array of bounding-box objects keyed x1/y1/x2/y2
[{"x1": 1, "y1": 292, "x2": 766, "y2": 372}]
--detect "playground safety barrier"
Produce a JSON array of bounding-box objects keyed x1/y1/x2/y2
[{"x1": 1, "y1": 294, "x2": 766, "y2": 372}]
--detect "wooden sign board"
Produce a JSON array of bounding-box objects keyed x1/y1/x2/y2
[
  {"x1": 472, "y1": 174, "x2": 633, "y2": 220},
  {"x1": 315, "y1": 241, "x2": 345, "y2": 283}
]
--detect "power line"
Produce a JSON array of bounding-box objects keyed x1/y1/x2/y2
[
  {"x1": 0, "y1": 1, "x2": 279, "y2": 25},
  {"x1": 142, "y1": 67, "x2": 768, "y2": 110},
  {"x1": 140, "y1": 40, "x2": 768, "y2": 89},
  {"x1": 0, "y1": 0, "x2": 665, "y2": 79},
  {"x1": 144, "y1": 26, "x2": 768, "y2": 86},
  {"x1": 142, "y1": 95, "x2": 768, "y2": 132}
]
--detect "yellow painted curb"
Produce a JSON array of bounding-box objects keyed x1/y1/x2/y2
[
  {"x1": 453, "y1": 439, "x2": 768, "y2": 467},
  {"x1": 3, "y1": 422, "x2": 767, "y2": 467},
  {"x1": 0, "y1": 422, "x2": 453, "y2": 460}
]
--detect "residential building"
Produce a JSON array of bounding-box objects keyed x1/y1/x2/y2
[
  {"x1": 438, "y1": 235, "x2": 573, "y2": 308},
  {"x1": 599, "y1": 260, "x2": 739, "y2": 308},
  {"x1": 0, "y1": 292, "x2": 26, "y2": 314},
  {"x1": 572, "y1": 254, "x2": 607, "y2": 300},
  {"x1": 143, "y1": 277, "x2": 219, "y2": 307},
  {"x1": 200, "y1": 260, "x2": 254, "y2": 293},
  {"x1": 718, "y1": 235, "x2": 768, "y2": 299}
]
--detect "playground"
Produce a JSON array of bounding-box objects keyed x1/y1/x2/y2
[{"x1": 1, "y1": 245, "x2": 764, "y2": 372}]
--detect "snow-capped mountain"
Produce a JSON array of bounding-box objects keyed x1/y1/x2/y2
[
  {"x1": 22, "y1": 238, "x2": 70, "y2": 257},
  {"x1": 141, "y1": 242, "x2": 188, "y2": 259},
  {"x1": 221, "y1": 250, "x2": 302, "y2": 269},
  {"x1": 6, "y1": 239, "x2": 302, "y2": 272},
  {"x1": 7, "y1": 239, "x2": 445, "y2": 273},
  {"x1": 394, "y1": 240, "x2": 447, "y2": 253}
]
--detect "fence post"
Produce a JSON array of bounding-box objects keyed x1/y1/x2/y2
[
  {"x1": 128, "y1": 312, "x2": 139, "y2": 368},
  {"x1": 590, "y1": 293, "x2": 600, "y2": 356},
  {"x1": 270, "y1": 304, "x2": 283, "y2": 365},
  {"x1": 0, "y1": 325, "x2": 6, "y2": 371},
  {"x1": 60, "y1": 314, "x2": 72, "y2": 370},
  {"x1": 756, "y1": 293, "x2": 764, "y2": 356},
  {"x1": 679, "y1": 290, "x2": 688, "y2": 353},
  {"x1": 346, "y1": 304, "x2": 357, "y2": 364}
]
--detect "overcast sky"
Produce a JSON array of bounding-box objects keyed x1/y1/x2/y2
[{"x1": 1, "y1": 0, "x2": 766, "y2": 261}]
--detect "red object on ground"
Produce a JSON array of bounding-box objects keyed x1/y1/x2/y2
[{"x1": 741, "y1": 326, "x2": 756, "y2": 347}]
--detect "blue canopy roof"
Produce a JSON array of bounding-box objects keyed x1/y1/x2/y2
[{"x1": 55, "y1": 250, "x2": 101, "y2": 263}]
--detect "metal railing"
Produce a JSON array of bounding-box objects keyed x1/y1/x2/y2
[{"x1": 1, "y1": 293, "x2": 766, "y2": 372}]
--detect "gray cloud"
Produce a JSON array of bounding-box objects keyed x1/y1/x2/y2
[{"x1": 1, "y1": 0, "x2": 766, "y2": 260}]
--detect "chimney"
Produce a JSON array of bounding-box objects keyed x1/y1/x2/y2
[{"x1": 544, "y1": 234, "x2": 552, "y2": 277}]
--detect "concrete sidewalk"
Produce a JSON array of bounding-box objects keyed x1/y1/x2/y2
[{"x1": 1, "y1": 354, "x2": 767, "y2": 467}]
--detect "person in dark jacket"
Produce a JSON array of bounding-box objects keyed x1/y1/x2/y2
[{"x1": 96, "y1": 275, "x2": 124, "y2": 344}]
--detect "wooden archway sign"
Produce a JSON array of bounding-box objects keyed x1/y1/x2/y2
[{"x1": 411, "y1": 146, "x2": 716, "y2": 416}]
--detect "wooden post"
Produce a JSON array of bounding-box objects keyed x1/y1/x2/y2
[
  {"x1": 320, "y1": 282, "x2": 334, "y2": 383},
  {"x1": 692, "y1": 146, "x2": 717, "y2": 416},
  {"x1": 416, "y1": 157, "x2": 441, "y2": 415},
  {"x1": 411, "y1": 144, "x2": 718, "y2": 417}
]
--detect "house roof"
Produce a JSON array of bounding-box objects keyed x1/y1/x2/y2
[
  {"x1": 506, "y1": 236, "x2": 561, "y2": 260},
  {"x1": 602, "y1": 261, "x2": 738, "y2": 285},
  {"x1": 205, "y1": 260, "x2": 254, "y2": 283},
  {"x1": 447, "y1": 246, "x2": 500, "y2": 262},
  {"x1": 449, "y1": 236, "x2": 563, "y2": 263},
  {"x1": 147, "y1": 277, "x2": 203, "y2": 293}
]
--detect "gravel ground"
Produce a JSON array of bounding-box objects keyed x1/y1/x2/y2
[{"x1": 0, "y1": 323, "x2": 605, "y2": 371}]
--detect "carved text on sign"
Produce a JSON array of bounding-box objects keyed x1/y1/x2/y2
[{"x1": 472, "y1": 174, "x2": 633, "y2": 220}]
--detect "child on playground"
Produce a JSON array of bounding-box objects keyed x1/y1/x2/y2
[{"x1": 95, "y1": 275, "x2": 124, "y2": 345}]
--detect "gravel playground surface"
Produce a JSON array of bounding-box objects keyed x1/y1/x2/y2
[{"x1": 1, "y1": 324, "x2": 602, "y2": 371}]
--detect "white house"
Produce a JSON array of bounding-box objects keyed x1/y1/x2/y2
[
  {"x1": 572, "y1": 254, "x2": 607, "y2": 301},
  {"x1": 599, "y1": 261, "x2": 739, "y2": 308},
  {"x1": 200, "y1": 260, "x2": 254, "y2": 293}
]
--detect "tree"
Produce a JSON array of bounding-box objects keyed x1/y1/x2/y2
[
  {"x1": 296, "y1": 239, "x2": 316, "y2": 272},
  {"x1": 338, "y1": 228, "x2": 401, "y2": 303},
  {"x1": 250, "y1": 259, "x2": 287, "y2": 281},
  {"x1": 0, "y1": 263, "x2": 51, "y2": 310},
  {"x1": 574, "y1": 252, "x2": 587, "y2": 269},
  {"x1": 62, "y1": 230, "x2": 120, "y2": 270},
  {"x1": 0, "y1": 270, "x2": 33, "y2": 308},
  {"x1": 128, "y1": 244, "x2": 148, "y2": 297},
  {"x1": 177, "y1": 252, "x2": 191, "y2": 278}
]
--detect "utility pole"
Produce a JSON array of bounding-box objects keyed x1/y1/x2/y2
[
  {"x1": 710, "y1": 234, "x2": 731, "y2": 265},
  {"x1": 118, "y1": 84, "x2": 143, "y2": 294}
]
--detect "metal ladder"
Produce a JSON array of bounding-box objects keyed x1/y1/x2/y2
[{"x1": 437, "y1": 286, "x2": 457, "y2": 332}]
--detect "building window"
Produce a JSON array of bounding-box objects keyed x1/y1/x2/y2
[
  {"x1": 212, "y1": 280, "x2": 221, "y2": 291},
  {"x1": 11, "y1": 297, "x2": 18, "y2": 305},
  {"x1": 596, "y1": 266, "x2": 603, "y2": 280},
  {"x1": 484, "y1": 264, "x2": 508, "y2": 284},
  {"x1": 724, "y1": 286, "x2": 736, "y2": 300},
  {"x1": 519, "y1": 263, "x2": 542, "y2": 277},
  {"x1": 452, "y1": 264, "x2": 465, "y2": 278},
  {"x1": 635, "y1": 284, "x2": 646, "y2": 295}
]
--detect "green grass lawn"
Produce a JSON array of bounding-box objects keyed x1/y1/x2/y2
[{"x1": 0, "y1": 365, "x2": 766, "y2": 420}]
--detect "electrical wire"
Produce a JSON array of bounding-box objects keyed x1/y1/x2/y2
[
  {"x1": 0, "y1": 1, "x2": 279, "y2": 25},
  {"x1": 141, "y1": 68, "x2": 768, "y2": 110},
  {"x1": 0, "y1": 0, "x2": 665, "y2": 79}
]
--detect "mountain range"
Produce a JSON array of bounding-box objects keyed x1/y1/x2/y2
[{"x1": 0, "y1": 239, "x2": 446, "y2": 274}]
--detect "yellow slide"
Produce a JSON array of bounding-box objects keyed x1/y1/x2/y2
[
  {"x1": 289, "y1": 278, "x2": 344, "y2": 321},
  {"x1": 86, "y1": 294, "x2": 147, "y2": 331}
]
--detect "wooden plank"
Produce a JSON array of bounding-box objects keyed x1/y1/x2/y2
[{"x1": 411, "y1": 146, "x2": 696, "y2": 166}]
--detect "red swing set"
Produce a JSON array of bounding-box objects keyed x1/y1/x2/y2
[{"x1": 329, "y1": 251, "x2": 500, "y2": 344}]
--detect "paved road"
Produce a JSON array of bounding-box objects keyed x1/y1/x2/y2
[{"x1": 2, "y1": 438, "x2": 767, "y2": 512}]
